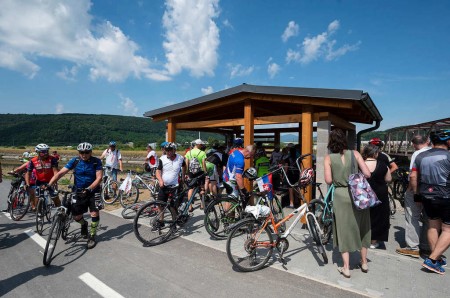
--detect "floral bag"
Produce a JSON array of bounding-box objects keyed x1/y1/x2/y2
[{"x1": 348, "y1": 151, "x2": 381, "y2": 210}]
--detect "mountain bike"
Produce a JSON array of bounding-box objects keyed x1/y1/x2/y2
[
  {"x1": 35, "y1": 184, "x2": 55, "y2": 235},
  {"x1": 6, "y1": 171, "x2": 31, "y2": 221},
  {"x1": 393, "y1": 167, "x2": 408, "y2": 207},
  {"x1": 118, "y1": 171, "x2": 158, "y2": 208},
  {"x1": 308, "y1": 183, "x2": 334, "y2": 245},
  {"x1": 101, "y1": 166, "x2": 120, "y2": 205},
  {"x1": 43, "y1": 189, "x2": 74, "y2": 266},
  {"x1": 226, "y1": 154, "x2": 328, "y2": 271},
  {"x1": 133, "y1": 173, "x2": 205, "y2": 246}
]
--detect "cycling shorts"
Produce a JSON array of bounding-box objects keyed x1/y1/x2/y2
[
  {"x1": 71, "y1": 191, "x2": 101, "y2": 216},
  {"x1": 422, "y1": 198, "x2": 450, "y2": 225},
  {"x1": 157, "y1": 186, "x2": 179, "y2": 203}
]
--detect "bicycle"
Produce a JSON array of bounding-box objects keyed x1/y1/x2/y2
[
  {"x1": 133, "y1": 173, "x2": 205, "y2": 246},
  {"x1": 35, "y1": 184, "x2": 56, "y2": 235},
  {"x1": 118, "y1": 170, "x2": 158, "y2": 208},
  {"x1": 101, "y1": 166, "x2": 120, "y2": 205},
  {"x1": 393, "y1": 167, "x2": 408, "y2": 207},
  {"x1": 121, "y1": 200, "x2": 153, "y2": 219},
  {"x1": 43, "y1": 188, "x2": 74, "y2": 266},
  {"x1": 6, "y1": 171, "x2": 31, "y2": 221},
  {"x1": 308, "y1": 182, "x2": 334, "y2": 245},
  {"x1": 225, "y1": 154, "x2": 328, "y2": 272}
]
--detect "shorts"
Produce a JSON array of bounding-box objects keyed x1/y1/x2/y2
[
  {"x1": 157, "y1": 186, "x2": 179, "y2": 203},
  {"x1": 422, "y1": 198, "x2": 450, "y2": 225},
  {"x1": 207, "y1": 165, "x2": 219, "y2": 182},
  {"x1": 187, "y1": 171, "x2": 205, "y2": 189},
  {"x1": 71, "y1": 191, "x2": 101, "y2": 216},
  {"x1": 106, "y1": 167, "x2": 119, "y2": 181},
  {"x1": 223, "y1": 180, "x2": 239, "y2": 198}
]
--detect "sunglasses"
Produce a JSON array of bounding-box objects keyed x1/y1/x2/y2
[
  {"x1": 39, "y1": 150, "x2": 49, "y2": 154},
  {"x1": 79, "y1": 151, "x2": 92, "y2": 154}
]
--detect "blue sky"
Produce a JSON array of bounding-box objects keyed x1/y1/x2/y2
[{"x1": 0, "y1": 0, "x2": 449, "y2": 131}]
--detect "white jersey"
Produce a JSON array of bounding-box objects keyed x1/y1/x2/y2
[
  {"x1": 159, "y1": 154, "x2": 184, "y2": 186},
  {"x1": 102, "y1": 149, "x2": 122, "y2": 169},
  {"x1": 146, "y1": 150, "x2": 158, "y2": 168}
]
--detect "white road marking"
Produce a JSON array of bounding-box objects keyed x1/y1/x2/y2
[
  {"x1": 1, "y1": 211, "x2": 12, "y2": 220},
  {"x1": 79, "y1": 272, "x2": 125, "y2": 298},
  {"x1": 24, "y1": 229, "x2": 47, "y2": 249}
]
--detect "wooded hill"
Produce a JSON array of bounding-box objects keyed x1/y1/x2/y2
[{"x1": 0, "y1": 113, "x2": 220, "y2": 148}]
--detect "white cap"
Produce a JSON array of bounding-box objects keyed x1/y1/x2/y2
[{"x1": 193, "y1": 139, "x2": 204, "y2": 145}]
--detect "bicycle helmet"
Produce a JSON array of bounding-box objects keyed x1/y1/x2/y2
[
  {"x1": 160, "y1": 141, "x2": 168, "y2": 148},
  {"x1": 243, "y1": 167, "x2": 258, "y2": 180},
  {"x1": 233, "y1": 138, "x2": 243, "y2": 147},
  {"x1": 77, "y1": 142, "x2": 93, "y2": 151},
  {"x1": 164, "y1": 142, "x2": 177, "y2": 150},
  {"x1": 35, "y1": 143, "x2": 50, "y2": 152},
  {"x1": 109, "y1": 141, "x2": 117, "y2": 146},
  {"x1": 22, "y1": 152, "x2": 30, "y2": 158},
  {"x1": 299, "y1": 167, "x2": 314, "y2": 186},
  {"x1": 430, "y1": 129, "x2": 450, "y2": 143},
  {"x1": 369, "y1": 138, "x2": 384, "y2": 147}
]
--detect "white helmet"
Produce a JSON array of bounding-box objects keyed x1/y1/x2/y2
[
  {"x1": 77, "y1": 142, "x2": 93, "y2": 151},
  {"x1": 35, "y1": 143, "x2": 50, "y2": 152},
  {"x1": 22, "y1": 152, "x2": 30, "y2": 158}
]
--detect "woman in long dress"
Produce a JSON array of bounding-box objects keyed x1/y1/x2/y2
[{"x1": 324, "y1": 129, "x2": 371, "y2": 278}]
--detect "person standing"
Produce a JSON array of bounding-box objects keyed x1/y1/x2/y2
[
  {"x1": 324, "y1": 129, "x2": 372, "y2": 278},
  {"x1": 369, "y1": 138, "x2": 399, "y2": 173},
  {"x1": 49, "y1": 142, "x2": 103, "y2": 249},
  {"x1": 396, "y1": 135, "x2": 432, "y2": 257},
  {"x1": 411, "y1": 130, "x2": 450, "y2": 275},
  {"x1": 145, "y1": 144, "x2": 158, "y2": 176},
  {"x1": 51, "y1": 150, "x2": 60, "y2": 162},
  {"x1": 185, "y1": 139, "x2": 207, "y2": 210},
  {"x1": 363, "y1": 144, "x2": 392, "y2": 249},
  {"x1": 269, "y1": 145, "x2": 283, "y2": 167},
  {"x1": 100, "y1": 141, "x2": 123, "y2": 183}
]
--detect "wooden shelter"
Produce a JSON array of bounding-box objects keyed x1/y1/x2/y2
[{"x1": 144, "y1": 84, "x2": 382, "y2": 197}]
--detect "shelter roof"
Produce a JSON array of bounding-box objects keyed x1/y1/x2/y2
[{"x1": 385, "y1": 117, "x2": 450, "y2": 132}]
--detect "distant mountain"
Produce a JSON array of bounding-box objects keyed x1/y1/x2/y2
[
  {"x1": 0, "y1": 113, "x2": 221, "y2": 148},
  {"x1": 281, "y1": 133, "x2": 298, "y2": 143}
]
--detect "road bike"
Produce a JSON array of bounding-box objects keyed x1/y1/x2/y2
[
  {"x1": 5, "y1": 171, "x2": 31, "y2": 221},
  {"x1": 35, "y1": 184, "x2": 56, "y2": 235},
  {"x1": 133, "y1": 173, "x2": 205, "y2": 246},
  {"x1": 225, "y1": 153, "x2": 328, "y2": 271},
  {"x1": 101, "y1": 166, "x2": 120, "y2": 205},
  {"x1": 43, "y1": 189, "x2": 74, "y2": 266},
  {"x1": 118, "y1": 171, "x2": 158, "y2": 208}
]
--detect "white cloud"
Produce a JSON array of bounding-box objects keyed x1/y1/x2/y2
[
  {"x1": 229, "y1": 63, "x2": 254, "y2": 79},
  {"x1": 285, "y1": 20, "x2": 360, "y2": 65},
  {"x1": 162, "y1": 0, "x2": 220, "y2": 77},
  {"x1": 268, "y1": 62, "x2": 280, "y2": 78},
  {"x1": 56, "y1": 65, "x2": 79, "y2": 81},
  {"x1": 223, "y1": 19, "x2": 233, "y2": 29},
  {"x1": 0, "y1": 0, "x2": 170, "y2": 81},
  {"x1": 55, "y1": 103, "x2": 64, "y2": 114},
  {"x1": 119, "y1": 94, "x2": 139, "y2": 116},
  {"x1": 201, "y1": 86, "x2": 214, "y2": 95},
  {"x1": 281, "y1": 21, "x2": 299, "y2": 42}
]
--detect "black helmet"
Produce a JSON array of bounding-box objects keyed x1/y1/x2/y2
[
  {"x1": 430, "y1": 129, "x2": 450, "y2": 144},
  {"x1": 243, "y1": 167, "x2": 258, "y2": 180},
  {"x1": 164, "y1": 142, "x2": 177, "y2": 150}
]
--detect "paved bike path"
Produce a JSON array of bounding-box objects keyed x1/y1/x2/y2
[{"x1": 107, "y1": 202, "x2": 450, "y2": 298}]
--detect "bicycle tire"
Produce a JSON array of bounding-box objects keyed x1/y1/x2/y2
[
  {"x1": 45, "y1": 199, "x2": 53, "y2": 222},
  {"x1": 43, "y1": 214, "x2": 62, "y2": 266},
  {"x1": 121, "y1": 203, "x2": 144, "y2": 219},
  {"x1": 306, "y1": 213, "x2": 328, "y2": 264},
  {"x1": 119, "y1": 185, "x2": 140, "y2": 208},
  {"x1": 308, "y1": 199, "x2": 332, "y2": 245},
  {"x1": 270, "y1": 195, "x2": 286, "y2": 233},
  {"x1": 226, "y1": 218, "x2": 273, "y2": 272},
  {"x1": 204, "y1": 197, "x2": 243, "y2": 240},
  {"x1": 35, "y1": 199, "x2": 45, "y2": 235},
  {"x1": 389, "y1": 192, "x2": 396, "y2": 216},
  {"x1": 10, "y1": 190, "x2": 30, "y2": 221},
  {"x1": 101, "y1": 180, "x2": 119, "y2": 204},
  {"x1": 61, "y1": 214, "x2": 72, "y2": 241},
  {"x1": 133, "y1": 201, "x2": 176, "y2": 246}
]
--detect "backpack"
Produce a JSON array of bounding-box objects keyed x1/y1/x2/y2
[
  {"x1": 188, "y1": 153, "x2": 201, "y2": 174},
  {"x1": 206, "y1": 153, "x2": 221, "y2": 166}
]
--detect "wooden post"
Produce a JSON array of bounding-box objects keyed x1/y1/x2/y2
[
  {"x1": 244, "y1": 99, "x2": 254, "y2": 195},
  {"x1": 301, "y1": 106, "x2": 313, "y2": 203},
  {"x1": 167, "y1": 118, "x2": 176, "y2": 142}
]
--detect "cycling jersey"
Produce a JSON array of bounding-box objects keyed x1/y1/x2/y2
[
  {"x1": 102, "y1": 148, "x2": 122, "y2": 169},
  {"x1": 27, "y1": 156, "x2": 58, "y2": 183},
  {"x1": 413, "y1": 148, "x2": 450, "y2": 199},
  {"x1": 65, "y1": 157, "x2": 103, "y2": 190},
  {"x1": 146, "y1": 150, "x2": 158, "y2": 168},
  {"x1": 157, "y1": 154, "x2": 185, "y2": 186},
  {"x1": 223, "y1": 149, "x2": 245, "y2": 182},
  {"x1": 255, "y1": 156, "x2": 270, "y2": 177}
]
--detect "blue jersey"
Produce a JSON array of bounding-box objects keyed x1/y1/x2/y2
[
  {"x1": 65, "y1": 157, "x2": 102, "y2": 190},
  {"x1": 223, "y1": 150, "x2": 245, "y2": 182}
]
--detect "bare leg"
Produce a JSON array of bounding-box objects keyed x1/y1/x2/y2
[
  {"x1": 342, "y1": 251, "x2": 350, "y2": 269},
  {"x1": 429, "y1": 223, "x2": 450, "y2": 260},
  {"x1": 427, "y1": 219, "x2": 442, "y2": 253}
]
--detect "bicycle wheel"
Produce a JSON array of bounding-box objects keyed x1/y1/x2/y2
[
  {"x1": 393, "y1": 180, "x2": 402, "y2": 201},
  {"x1": 102, "y1": 180, "x2": 119, "y2": 204},
  {"x1": 308, "y1": 199, "x2": 332, "y2": 245},
  {"x1": 306, "y1": 213, "x2": 328, "y2": 264},
  {"x1": 270, "y1": 195, "x2": 286, "y2": 232},
  {"x1": 35, "y1": 199, "x2": 45, "y2": 235},
  {"x1": 204, "y1": 197, "x2": 243, "y2": 240},
  {"x1": 45, "y1": 200, "x2": 53, "y2": 222},
  {"x1": 10, "y1": 190, "x2": 30, "y2": 221},
  {"x1": 61, "y1": 215, "x2": 72, "y2": 241},
  {"x1": 121, "y1": 203, "x2": 143, "y2": 219},
  {"x1": 43, "y1": 214, "x2": 62, "y2": 266},
  {"x1": 389, "y1": 193, "x2": 396, "y2": 216},
  {"x1": 226, "y1": 218, "x2": 274, "y2": 272},
  {"x1": 133, "y1": 201, "x2": 176, "y2": 246},
  {"x1": 119, "y1": 185, "x2": 140, "y2": 208}
]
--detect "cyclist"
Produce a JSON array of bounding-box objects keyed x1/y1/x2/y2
[
  {"x1": 100, "y1": 141, "x2": 123, "y2": 184},
  {"x1": 228, "y1": 138, "x2": 244, "y2": 155},
  {"x1": 144, "y1": 144, "x2": 158, "y2": 176},
  {"x1": 49, "y1": 142, "x2": 103, "y2": 249},
  {"x1": 369, "y1": 138, "x2": 398, "y2": 173},
  {"x1": 410, "y1": 129, "x2": 450, "y2": 274},
  {"x1": 223, "y1": 144, "x2": 255, "y2": 206},
  {"x1": 25, "y1": 144, "x2": 60, "y2": 210},
  {"x1": 185, "y1": 139, "x2": 207, "y2": 210},
  {"x1": 154, "y1": 142, "x2": 186, "y2": 230}
]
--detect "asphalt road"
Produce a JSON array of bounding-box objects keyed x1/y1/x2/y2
[{"x1": 0, "y1": 180, "x2": 363, "y2": 298}]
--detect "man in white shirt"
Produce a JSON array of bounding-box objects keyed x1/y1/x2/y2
[{"x1": 100, "y1": 141, "x2": 123, "y2": 183}]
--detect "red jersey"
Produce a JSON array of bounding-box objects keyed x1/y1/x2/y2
[{"x1": 27, "y1": 156, "x2": 58, "y2": 183}]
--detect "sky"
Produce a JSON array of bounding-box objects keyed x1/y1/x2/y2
[{"x1": 0, "y1": 0, "x2": 449, "y2": 132}]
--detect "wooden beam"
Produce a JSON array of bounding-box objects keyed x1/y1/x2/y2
[
  {"x1": 317, "y1": 112, "x2": 355, "y2": 130},
  {"x1": 254, "y1": 114, "x2": 302, "y2": 125},
  {"x1": 175, "y1": 118, "x2": 244, "y2": 129},
  {"x1": 252, "y1": 94, "x2": 354, "y2": 109},
  {"x1": 167, "y1": 118, "x2": 176, "y2": 142},
  {"x1": 244, "y1": 100, "x2": 254, "y2": 194},
  {"x1": 302, "y1": 106, "x2": 313, "y2": 203}
]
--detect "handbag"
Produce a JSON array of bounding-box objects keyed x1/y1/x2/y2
[{"x1": 348, "y1": 150, "x2": 381, "y2": 210}]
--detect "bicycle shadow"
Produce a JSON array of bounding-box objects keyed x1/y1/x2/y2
[
  {"x1": 95, "y1": 221, "x2": 134, "y2": 242},
  {"x1": 0, "y1": 263, "x2": 64, "y2": 296},
  {"x1": 0, "y1": 221, "x2": 37, "y2": 249},
  {"x1": 284, "y1": 233, "x2": 329, "y2": 267},
  {"x1": 393, "y1": 225, "x2": 406, "y2": 248},
  {"x1": 45, "y1": 236, "x2": 88, "y2": 267}
]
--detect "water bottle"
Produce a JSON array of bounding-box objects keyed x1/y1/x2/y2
[{"x1": 178, "y1": 202, "x2": 186, "y2": 213}]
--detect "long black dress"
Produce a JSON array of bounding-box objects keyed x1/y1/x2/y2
[{"x1": 368, "y1": 160, "x2": 390, "y2": 241}]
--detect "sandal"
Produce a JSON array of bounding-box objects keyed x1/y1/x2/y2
[
  {"x1": 337, "y1": 267, "x2": 351, "y2": 278},
  {"x1": 360, "y1": 261, "x2": 369, "y2": 273}
]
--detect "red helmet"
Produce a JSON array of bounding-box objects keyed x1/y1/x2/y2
[
  {"x1": 299, "y1": 167, "x2": 314, "y2": 187},
  {"x1": 369, "y1": 138, "x2": 384, "y2": 146}
]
